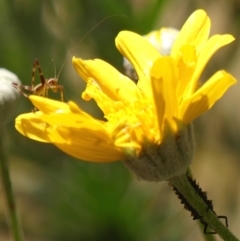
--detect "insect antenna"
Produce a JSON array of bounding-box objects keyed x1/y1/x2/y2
[
  {"x1": 56, "y1": 14, "x2": 127, "y2": 81},
  {"x1": 11, "y1": 14, "x2": 127, "y2": 107},
  {"x1": 50, "y1": 59, "x2": 57, "y2": 79}
]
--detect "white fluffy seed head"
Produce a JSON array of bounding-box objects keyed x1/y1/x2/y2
[{"x1": 0, "y1": 68, "x2": 22, "y2": 126}]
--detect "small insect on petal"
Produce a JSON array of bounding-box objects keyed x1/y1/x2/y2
[{"x1": 12, "y1": 59, "x2": 65, "y2": 111}]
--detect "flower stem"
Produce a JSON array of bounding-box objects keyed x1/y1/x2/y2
[
  {"x1": 199, "y1": 222, "x2": 216, "y2": 241},
  {"x1": 186, "y1": 169, "x2": 216, "y2": 241},
  {"x1": 0, "y1": 128, "x2": 23, "y2": 241},
  {"x1": 169, "y1": 174, "x2": 239, "y2": 241}
]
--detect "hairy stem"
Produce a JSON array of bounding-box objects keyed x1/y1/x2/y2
[{"x1": 169, "y1": 174, "x2": 239, "y2": 241}]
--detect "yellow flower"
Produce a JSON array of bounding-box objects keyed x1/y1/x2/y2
[
  {"x1": 15, "y1": 10, "x2": 236, "y2": 181},
  {"x1": 123, "y1": 27, "x2": 179, "y2": 78}
]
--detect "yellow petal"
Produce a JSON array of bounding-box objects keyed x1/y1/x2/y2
[
  {"x1": 29, "y1": 95, "x2": 70, "y2": 114},
  {"x1": 15, "y1": 112, "x2": 51, "y2": 142},
  {"x1": 171, "y1": 9, "x2": 210, "y2": 57},
  {"x1": 186, "y1": 34, "x2": 235, "y2": 95},
  {"x1": 47, "y1": 126, "x2": 125, "y2": 162},
  {"x1": 40, "y1": 112, "x2": 106, "y2": 136},
  {"x1": 175, "y1": 44, "x2": 197, "y2": 101},
  {"x1": 81, "y1": 78, "x2": 118, "y2": 116},
  {"x1": 150, "y1": 57, "x2": 178, "y2": 136},
  {"x1": 116, "y1": 31, "x2": 160, "y2": 95},
  {"x1": 72, "y1": 57, "x2": 139, "y2": 101},
  {"x1": 116, "y1": 31, "x2": 160, "y2": 77},
  {"x1": 180, "y1": 71, "x2": 237, "y2": 124}
]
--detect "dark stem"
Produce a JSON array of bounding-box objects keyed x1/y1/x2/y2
[{"x1": 0, "y1": 127, "x2": 23, "y2": 241}]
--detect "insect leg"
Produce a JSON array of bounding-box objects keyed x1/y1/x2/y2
[
  {"x1": 12, "y1": 83, "x2": 31, "y2": 98},
  {"x1": 58, "y1": 85, "x2": 64, "y2": 101},
  {"x1": 34, "y1": 59, "x2": 46, "y2": 86},
  {"x1": 203, "y1": 222, "x2": 216, "y2": 235},
  {"x1": 43, "y1": 83, "x2": 48, "y2": 98},
  {"x1": 217, "y1": 215, "x2": 228, "y2": 228},
  {"x1": 202, "y1": 215, "x2": 228, "y2": 234}
]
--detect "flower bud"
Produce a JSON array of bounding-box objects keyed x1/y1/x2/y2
[{"x1": 123, "y1": 124, "x2": 194, "y2": 182}]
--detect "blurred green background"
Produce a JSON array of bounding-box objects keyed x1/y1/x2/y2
[{"x1": 1, "y1": 0, "x2": 240, "y2": 240}]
